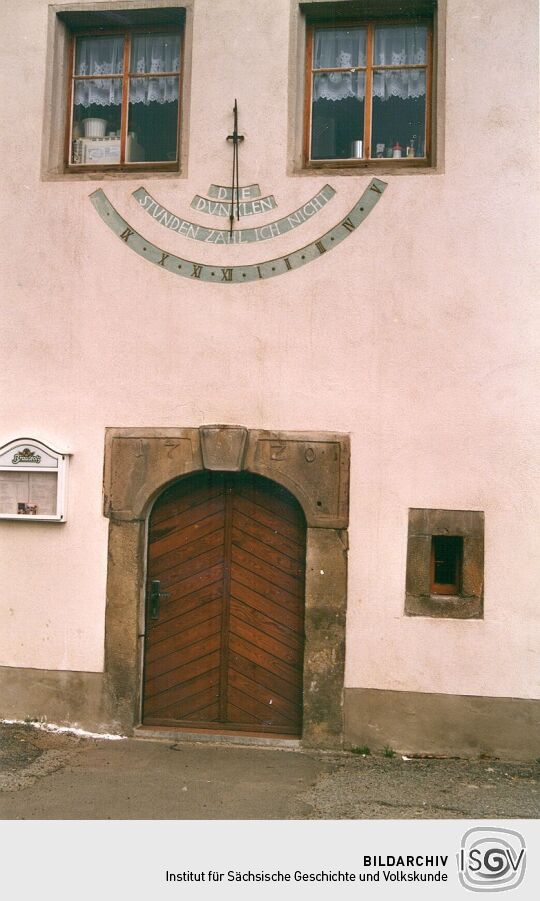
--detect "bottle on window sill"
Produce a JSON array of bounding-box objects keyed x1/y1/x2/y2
[{"x1": 392, "y1": 142, "x2": 403, "y2": 159}]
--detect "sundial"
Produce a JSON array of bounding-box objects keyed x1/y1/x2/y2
[{"x1": 90, "y1": 102, "x2": 387, "y2": 283}]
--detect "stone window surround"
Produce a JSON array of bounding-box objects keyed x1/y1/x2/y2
[
  {"x1": 103, "y1": 425, "x2": 350, "y2": 748},
  {"x1": 41, "y1": 1, "x2": 194, "y2": 181},
  {"x1": 288, "y1": 0, "x2": 447, "y2": 177},
  {"x1": 405, "y1": 507, "x2": 485, "y2": 619}
]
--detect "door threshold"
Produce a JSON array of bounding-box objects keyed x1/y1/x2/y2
[{"x1": 134, "y1": 725, "x2": 301, "y2": 749}]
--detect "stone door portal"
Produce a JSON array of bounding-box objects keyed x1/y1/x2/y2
[{"x1": 103, "y1": 425, "x2": 349, "y2": 747}]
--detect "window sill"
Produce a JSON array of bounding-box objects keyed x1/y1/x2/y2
[
  {"x1": 43, "y1": 163, "x2": 184, "y2": 182},
  {"x1": 405, "y1": 593, "x2": 483, "y2": 620},
  {"x1": 295, "y1": 157, "x2": 436, "y2": 177},
  {"x1": 68, "y1": 162, "x2": 179, "y2": 174}
]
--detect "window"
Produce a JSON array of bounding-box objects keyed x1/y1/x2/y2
[
  {"x1": 430, "y1": 535, "x2": 463, "y2": 595},
  {"x1": 42, "y1": 5, "x2": 189, "y2": 179},
  {"x1": 68, "y1": 28, "x2": 182, "y2": 169},
  {"x1": 304, "y1": 18, "x2": 432, "y2": 165},
  {"x1": 405, "y1": 509, "x2": 484, "y2": 619}
]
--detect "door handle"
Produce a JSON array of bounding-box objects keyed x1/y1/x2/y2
[{"x1": 149, "y1": 579, "x2": 170, "y2": 620}]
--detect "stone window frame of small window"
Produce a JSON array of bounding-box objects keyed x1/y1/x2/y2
[
  {"x1": 41, "y1": 2, "x2": 193, "y2": 181},
  {"x1": 291, "y1": 0, "x2": 446, "y2": 176},
  {"x1": 405, "y1": 508, "x2": 484, "y2": 619}
]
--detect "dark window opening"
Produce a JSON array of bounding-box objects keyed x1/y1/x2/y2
[{"x1": 430, "y1": 535, "x2": 463, "y2": 595}]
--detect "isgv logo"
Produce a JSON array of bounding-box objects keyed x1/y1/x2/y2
[{"x1": 458, "y1": 828, "x2": 526, "y2": 892}]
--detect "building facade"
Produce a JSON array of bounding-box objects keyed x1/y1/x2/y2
[{"x1": 0, "y1": 0, "x2": 538, "y2": 757}]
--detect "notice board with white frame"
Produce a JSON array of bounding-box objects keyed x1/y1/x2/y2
[{"x1": 0, "y1": 438, "x2": 70, "y2": 521}]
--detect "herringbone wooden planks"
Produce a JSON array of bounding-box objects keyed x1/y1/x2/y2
[{"x1": 142, "y1": 472, "x2": 306, "y2": 735}]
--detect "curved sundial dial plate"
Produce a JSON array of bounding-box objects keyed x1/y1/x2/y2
[
  {"x1": 134, "y1": 185, "x2": 336, "y2": 244},
  {"x1": 90, "y1": 178, "x2": 387, "y2": 284}
]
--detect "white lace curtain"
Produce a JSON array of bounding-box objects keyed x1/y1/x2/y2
[
  {"x1": 313, "y1": 72, "x2": 364, "y2": 103},
  {"x1": 74, "y1": 34, "x2": 180, "y2": 107},
  {"x1": 314, "y1": 26, "x2": 427, "y2": 102},
  {"x1": 314, "y1": 28, "x2": 367, "y2": 70},
  {"x1": 373, "y1": 69, "x2": 426, "y2": 101},
  {"x1": 130, "y1": 35, "x2": 180, "y2": 104}
]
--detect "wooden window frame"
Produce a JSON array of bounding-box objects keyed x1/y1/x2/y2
[
  {"x1": 304, "y1": 17, "x2": 433, "y2": 169},
  {"x1": 65, "y1": 25, "x2": 184, "y2": 174}
]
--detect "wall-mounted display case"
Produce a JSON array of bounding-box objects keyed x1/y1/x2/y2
[{"x1": 0, "y1": 438, "x2": 70, "y2": 522}]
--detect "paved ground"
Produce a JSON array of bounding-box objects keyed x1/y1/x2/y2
[{"x1": 0, "y1": 722, "x2": 538, "y2": 819}]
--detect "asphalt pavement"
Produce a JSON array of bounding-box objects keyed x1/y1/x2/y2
[{"x1": 0, "y1": 722, "x2": 538, "y2": 820}]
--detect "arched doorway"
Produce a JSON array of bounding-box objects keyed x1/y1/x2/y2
[{"x1": 142, "y1": 471, "x2": 306, "y2": 736}]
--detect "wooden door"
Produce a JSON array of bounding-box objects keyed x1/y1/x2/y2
[{"x1": 142, "y1": 472, "x2": 306, "y2": 736}]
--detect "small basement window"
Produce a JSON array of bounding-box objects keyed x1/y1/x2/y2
[
  {"x1": 405, "y1": 509, "x2": 484, "y2": 619},
  {"x1": 430, "y1": 535, "x2": 463, "y2": 595}
]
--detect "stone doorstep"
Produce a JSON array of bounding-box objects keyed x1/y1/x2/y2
[{"x1": 133, "y1": 725, "x2": 301, "y2": 750}]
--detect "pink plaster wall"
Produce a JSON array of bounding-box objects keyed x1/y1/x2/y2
[{"x1": 0, "y1": 1, "x2": 538, "y2": 699}]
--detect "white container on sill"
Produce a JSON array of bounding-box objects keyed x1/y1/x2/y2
[
  {"x1": 351, "y1": 140, "x2": 363, "y2": 158},
  {"x1": 82, "y1": 118, "x2": 107, "y2": 138}
]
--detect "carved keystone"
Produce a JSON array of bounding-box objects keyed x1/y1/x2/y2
[{"x1": 199, "y1": 425, "x2": 248, "y2": 472}]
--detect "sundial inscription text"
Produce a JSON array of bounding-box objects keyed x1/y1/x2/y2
[{"x1": 135, "y1": 185, "x2": 336, "y2": 244}]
